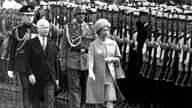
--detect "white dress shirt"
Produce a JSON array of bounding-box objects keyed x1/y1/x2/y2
[{"x1": 38, "y1": 35, "x2": 47, "y2": 50}]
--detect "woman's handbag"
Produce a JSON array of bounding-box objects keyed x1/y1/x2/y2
[{"x1": 115, "y1": 61, "x2": 125, "y2": 79}]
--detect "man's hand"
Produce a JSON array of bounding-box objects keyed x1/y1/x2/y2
[
  {"x1": 29, "y1": 74, "x2": 36, "y2": 85},
  {"x1": 8, "y1": 71, "x2": 14, "y2": 78}
]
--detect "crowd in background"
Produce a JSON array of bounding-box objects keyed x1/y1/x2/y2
[{"x1": 1, "y1": 0, "x2": 192, "y2": 10}]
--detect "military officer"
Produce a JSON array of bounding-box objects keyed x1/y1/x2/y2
[
  {"x1": 7, "y1": 5, "x2": 38, "y2": 108},
  {"x1": 60, "y1": 5, "x2": 95, "y2": 108}
]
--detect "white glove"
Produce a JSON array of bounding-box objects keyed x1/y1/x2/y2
[
  {"x1": 29, "y1": 74, "x2": 36, "y2": 85},
  {"x1": 8, "y1": 71, "x2": 14, "y2": 78},
  {"x1": 56, "y1": 80, "x2": 59, "y2": 86},
  {"x1": 89, "y1": 68, "x2": 95, "y2": 81}
]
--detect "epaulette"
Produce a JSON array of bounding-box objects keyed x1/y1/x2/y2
[
  {"x1": 32, "y1": 23, "x2": 37, "y2": 27},
  {"x1": 68, "y1": 21, "x2": 75, "y2": 26},
  {"x1": 88, "y1": 22, "x2": 93, "y2": 25},
  {"x1": 13, "y1": 24, "x2": 22, "y2": 30}
]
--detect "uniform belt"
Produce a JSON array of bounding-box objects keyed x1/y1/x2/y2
[{"x1": 70, "y1": 48, "x2": 88, "y2": 54}]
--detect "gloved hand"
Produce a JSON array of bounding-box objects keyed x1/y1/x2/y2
[
  {"x1": 189, "y1": 48, "x2": 192, "y2": 54},
  {"x1": 172, "y1": 44, "x2": 179, "y2": 51},
  {"x1": 182, "y1": 45, "x2": 189, "y2": 51},
  {"x1": 88, "y1": 68, "x2": 95, "y2": 81},
  {"x1": 178, "y1": 62, "x2": 183, "y2": 72},
  {"x1": 8, "y1": 71, "x2": 14, "y2": 78},
  {"x1": 185, "y1": 64, "x2": 189, "y2": 72},
  {"x1": 56, "y1": 80, "x2": 59, "y2": 86},
  {"x1": 29, "y1": 74, "x2": 36, "y2": 85},
  {"x1": 55, "y1": 80, "x2": 60, "y2": 91},
  {"x1": 122, "y1": 37, "x2": 129, "y2": 43}
]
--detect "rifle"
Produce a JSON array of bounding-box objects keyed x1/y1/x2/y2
[
  {"x1": 122, "y1": 9, "x2": 128, "y2": 70},
  {"x1": 187, "y1": 25, "x2": 192, "y2": 86},
  {"x1": 100, "y1": 6, "x2": 105, "y2": 18},
  {"x1": 110, "y1": 8, "x2": 115, "y2": 35},
  {"x1": 166, "y1": 13, "x2": 180, "y2": 82},
  {"x1": 175, "y1": 15, "x2": 188, "y2": 85},
  {"x1": 163, "y1": 12, "x2": 175, "y2": 80},
  {"x1": 124, "y1": 12, "x2": 134, "y2": 74},
  {"x1": 142, "y1": 6, "x2": 153, "y2": 77},
  {"x1": 106, "y1": 4, "x2": 109, "y2": 20},
  {"x1": 57, "y1": 4, "x2": 64, "y2": 49},
  {"x1": 147, "y1": 11, "x2": 159, "y2": 78},
  {"x1": 155, "y1": 12, "x2": 170, "y2": 80},
  {"x1": 154, "y1": 10, "x2": 165, "y2": 80},
  {"x1": 181, "y1": 20, "x2": 192, "y2": 86},
  {"x1": 50, "y1": 4, "x2": 58, "y2": 42},
  {"x1": 96, "y1": 7, "x2": 102, "y2": 20},
  {"x1": 118, "y1": 9, "x2": 124, "y2": 53},
  {"x1": 116, "y1": 7, "x2": 120, "y2": 39},
  {"x1": 63, "y1": 4, "x2": 68, "y2": 25},
  {"x1": 139, "y1": 7, "x2": 151, "y2": 75}
]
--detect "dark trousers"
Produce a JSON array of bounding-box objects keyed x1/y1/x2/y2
[
  {"x1": 67, "y1": 68, "x2": 88, "y2": 108},
  {"x1": 1, "y1": 59, "x2": 8, "y2": 78},
  {"x1": 18, "y1": 72, "x2": 30, "y2": 108},
  {"x1": 31, "y1": 81, "x2": 55, "y2": 108}
]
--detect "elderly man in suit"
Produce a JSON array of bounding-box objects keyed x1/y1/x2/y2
[{"x1": 24, "y1": 19, "x2": 59, "y2": 108}]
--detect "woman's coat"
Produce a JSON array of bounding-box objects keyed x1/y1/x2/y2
[{"x1": 86, "y1": 38, "x2": 125, "y2": 104}]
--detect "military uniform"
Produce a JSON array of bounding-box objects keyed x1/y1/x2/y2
[
  {"x1": 60, "y1": 20, "x2": 94, "y2": 108},
  {"x1": 60, "y1": 6, "x2": 94, "y2": 108},
  {"x1": 8, "y1": 5, "x2": 38, "y2": 108},
  {"x1": 9, "y1": 23, "x2": 38, "y2": 72}
]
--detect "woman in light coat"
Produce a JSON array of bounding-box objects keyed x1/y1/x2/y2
[{"x1": 86, "y1": 19, "x2": 125, "y2": 108}]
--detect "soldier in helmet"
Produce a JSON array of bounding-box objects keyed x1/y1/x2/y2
[
  {"x1": 60, "y1": 5, "x2": 95, "y2": 108},
  {"x1": 7, "y1": 5, "x2": 38, "y2": 108}
]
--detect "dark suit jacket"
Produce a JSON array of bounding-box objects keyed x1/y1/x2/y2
[{"x1": 24, "y1": 36, "x2": 59, "y2": 100}]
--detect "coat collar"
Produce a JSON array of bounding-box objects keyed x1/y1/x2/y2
[{"x1": 33, "y1": 36, "x2": 53, "y2": 58}]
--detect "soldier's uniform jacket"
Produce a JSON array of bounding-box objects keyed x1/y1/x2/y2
[
  {"x1": 8, "y1": 23, "x2": 38, "y2": 72},
  {"x1": 60, "y1": 21, "x2": 95, "y2": 71}
]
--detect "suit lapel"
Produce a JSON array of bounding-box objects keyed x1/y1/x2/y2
[{"x1": 34, "y1": 37, "x2": 47, "y2": 58}]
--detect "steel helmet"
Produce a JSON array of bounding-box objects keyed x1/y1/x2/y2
[{"x1": 72, "y1": 5, "x2": 87, "y2": 16}]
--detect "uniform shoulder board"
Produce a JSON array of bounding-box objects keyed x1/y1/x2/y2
[
  {"x1": 88, "y1": 22, "x2": 93, "y2": 25},
  {"x1": 13, "y1": 24, "x2": 23, "y2": 29},
  {"x1": 67, "y1": 22, "x2": 74, "y2": 27},
  {"x1": 32, "y1": 23, "x2": 37, "y2": 27}
]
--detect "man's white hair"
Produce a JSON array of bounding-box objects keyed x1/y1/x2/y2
[{"x1": 36, "y1": 19, "x2": 49, "y2": 28}]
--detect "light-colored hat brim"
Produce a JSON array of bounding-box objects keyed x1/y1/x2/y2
[{"x1": 22, "y1": 12, "x2": 35, "y2": 15}]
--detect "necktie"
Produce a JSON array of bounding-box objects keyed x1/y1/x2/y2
[
  {"x1": 79, "y1": 25, "x2": 83, "y2": 35},
  {"x1": 42, "y1": 38, "x2": 45, "y2": 50}
]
